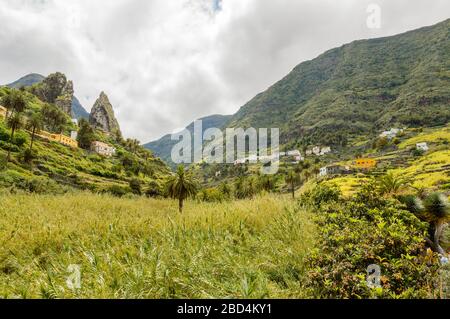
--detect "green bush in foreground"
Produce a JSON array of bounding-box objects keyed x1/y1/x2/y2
[{"x1": 303, "y1": 182, "x2": 441, "y2": 298}]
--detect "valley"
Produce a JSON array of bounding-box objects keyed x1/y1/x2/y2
[{"x1": 0, "y1": 18, "x2": 449, "y2": 299}]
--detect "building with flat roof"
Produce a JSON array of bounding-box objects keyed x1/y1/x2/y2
[{"x1": 91, "y1": 141, "x2": 116, "y2": 157}]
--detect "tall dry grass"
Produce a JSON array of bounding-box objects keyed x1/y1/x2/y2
[{"x1": 0, "y1": 192, "x2": 315, "y2": 298}]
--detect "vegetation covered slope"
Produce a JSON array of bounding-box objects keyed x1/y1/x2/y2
[
  {"x1": 226, "y1": 19, "x2": 450, "y2": 147},
  {"x1": 0, "y1": 86, "x2": 170, "y2": 195},
  {"x1": 144, "y1": 114, "x2": 232, "y2": 169}
]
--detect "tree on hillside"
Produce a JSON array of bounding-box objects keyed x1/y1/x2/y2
[
  {"x1": 27, "y1": 113, "x2": 43, "y2": 151},
  {"x1": 165, "y1": 166, "x2": 198, "y2": 213},
  {"x1": 6, "y1": 112, "x2": 23, "y2": 162},
  {"x1": 41, "y1": 103, "x2": 68, "y2": 133},
  {"x1": 77, "y1": 118, "x2": 95, "y2": 149},
  {"x1": 125, "y1": 138, "x2": 140, "y2": 155},
  {"x1": 423, "y1": 193, "x2": 450, "y2": 255},
  {"x1": 1, "y1": 89, "x2": 27, "y2": 120},
  {"x1": 285, "y1": 169, "x2": 301, "y2": 199},
  {"x1": 377, "y1": 172, "x2": 409, "y2": 196}
]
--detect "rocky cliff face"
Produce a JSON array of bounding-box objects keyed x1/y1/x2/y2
[
  {"x1": 31, "y1": 72, "x2": 74, "y2": 115},
  {"x1": 89, "y1": 92, "x2": 121, "y2": 135},
  {"x1": 5, "y1": 73, "x2": 90, "y2": 120}
]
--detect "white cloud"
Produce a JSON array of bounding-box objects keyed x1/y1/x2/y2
[{"x1": 0, "y1": 0, "x2": 449, "y2": 141}]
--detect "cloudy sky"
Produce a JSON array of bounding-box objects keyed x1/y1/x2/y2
[{"x1": 0, "y1": 0, "x2": 449, "y2": 142}]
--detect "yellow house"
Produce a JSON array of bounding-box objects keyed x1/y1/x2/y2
[
  {"x1": 354, "y1": 158, "x2": 377, "y2": 169},
  {"x1": 0, "y1": 105, "x2": 7, "y2": 118},
  {"x1": 37, "y1": 131, "x2": 78, "y2": 148}
]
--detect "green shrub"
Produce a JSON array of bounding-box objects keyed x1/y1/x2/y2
[
  {"x1": 26, "y1": 177, "x2": 61, "y2": 194},
  {"x1": 145, "y1": 180, "x2": 162, "y2": 198},
  {"x1": 129, "y1": 178, "x2": 142, "y2": 195},
  {"x1": 0, "y1": 125, "x2": 9, "y2": 141},
  {"x1": 0, "y1": 141, "x2": 19, "y2": 152},
  {"x1": 107, "y1": 185, "x2": 130, "y2": 197},
  {"x1": 304, "y1": 184, "x2": 440, "y2": 298},
  {"x1": 298, "y1": 183, "x2": 341, "y2": 209},
  {"x1": 199, "y1": 188, "x2": 225, "y2": 203},
  {"x1": 13, "y1": 131, "x2": 28, "y2": 147},
  {"x1": 19, "y1": 148, "x2": 36, "y2": 164}
]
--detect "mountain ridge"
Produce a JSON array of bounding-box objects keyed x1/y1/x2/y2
[{"x1": 145, "y1": 18, "x2": 449, "y2": 166}]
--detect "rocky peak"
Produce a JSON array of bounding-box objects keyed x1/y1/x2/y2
[
  {"x1": 89, "y1": 92, "x2": 121, "y2": 135},
  {"x1": 31, "y1": 72, "x2": 74, "y2": 115}
]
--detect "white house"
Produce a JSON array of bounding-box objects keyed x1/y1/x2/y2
[
  {"x1": 320, "y1": 146, "x2": 332, "y2": 155},
  {"x1": 319, "y1": 165, "x2": 350, "y2": 177},
  {"x1": 70, "y1": 131, "x2": 78, "y2": 141},
  {"x1": 312, "y1": 146, "x2": 321, "y2": 156},
  {"x1": 319, "y1": 167, "x2": 328, "y2": 177},
  {"x1": 287, "y1": 150, "x2": 301, "y2": 157},
  {"x1": 91, "y1": 141, "x2": 116, "y2": 157},
  {"x1": 380, "y1": 128, "x2": 403, "y2": 139},
  {"x1": 416, "y1": 142, "x2": 429, "y2": 152}
]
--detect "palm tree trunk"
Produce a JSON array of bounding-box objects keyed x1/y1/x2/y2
[
  {"x1": 434, "y1": 221, "x2": 446, "y2": 255},
  {"x1": 30, "y1": 127, "x2": 36, "y2": 151},
  {"x1": 6, "y1": 125, "x2": 16, "y2": 162},
  {"x1": 179, "y1": 198, "x2": 183, "y2": 213}
]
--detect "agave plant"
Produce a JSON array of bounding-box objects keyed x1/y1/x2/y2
[
  {"x1": 423, "y1": 193, "x2": 450, "y2": 255},
  {"x1": 401, "y1": 193, "x2": 450, "y2": 255}
]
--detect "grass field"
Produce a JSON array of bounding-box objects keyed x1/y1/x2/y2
[{"x1": 0, "y1": 193, "x2": 315, "y2": 298}]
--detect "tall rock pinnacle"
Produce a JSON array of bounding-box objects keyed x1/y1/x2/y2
[{"x1": 89, "y1": 92, "x2": 121, "y2": 136}]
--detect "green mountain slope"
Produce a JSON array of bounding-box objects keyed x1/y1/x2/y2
[
  {"x1": 6, "y1": 73, "x2": 45, "y2": 88},
  {"x1": 227, "y1": 18, "x2": 450, "y2": 148},
  {"x1": 0, "y1": 85, "x2": 170, "y2": 194},
  {"x1": 144, "y1": 114, "x2": 232, "y2": 168},
  {"x1": 5, "y1": 73, "x2": 90, "y2": 120},
  {"x1": 72, "y1": 96, "x2": 90, "y2": 120}
]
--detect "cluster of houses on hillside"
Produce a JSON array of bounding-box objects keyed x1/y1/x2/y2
[
  {"x1": 233, "y1": 146, "x2": 332, "y2": 166},
  {"x1": 233, "y1": 150, "x2": 304, "y2": 165},
  {"x1": 319, "y1": 158, "x2": 377, "y2": 177},
  {"x1": 35, "y1": 129, "x2": 116, "y2": 157},
  {"x1": 306, "y1": 146, "x2": 332, "y2": 156}
]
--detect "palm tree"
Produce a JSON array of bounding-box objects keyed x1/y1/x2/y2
[
  {"x1": 377, "y1": 172, "x2": 408, "y2": 196},
  {"x1": 27, "y1": 113, "x2": 43, "y2": 151},
  {"x1": 423, "y1": 193, "x2": 450, "y2": 255},
  {"x1": 1, "y1": 90, "x2": 27, "y2": 120},
  {"x1": 6, "y1": 112, "x2": 23, "y2": 162},
  {"x1": 165, "y1": 166, "x2": 198, "y2": 213},
  {"x1": 125, "y1": 138, "x2": 140, "y2": 154},
  {"x1": 285, "y1": 169, "x2": 301, "y2": 199}
]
